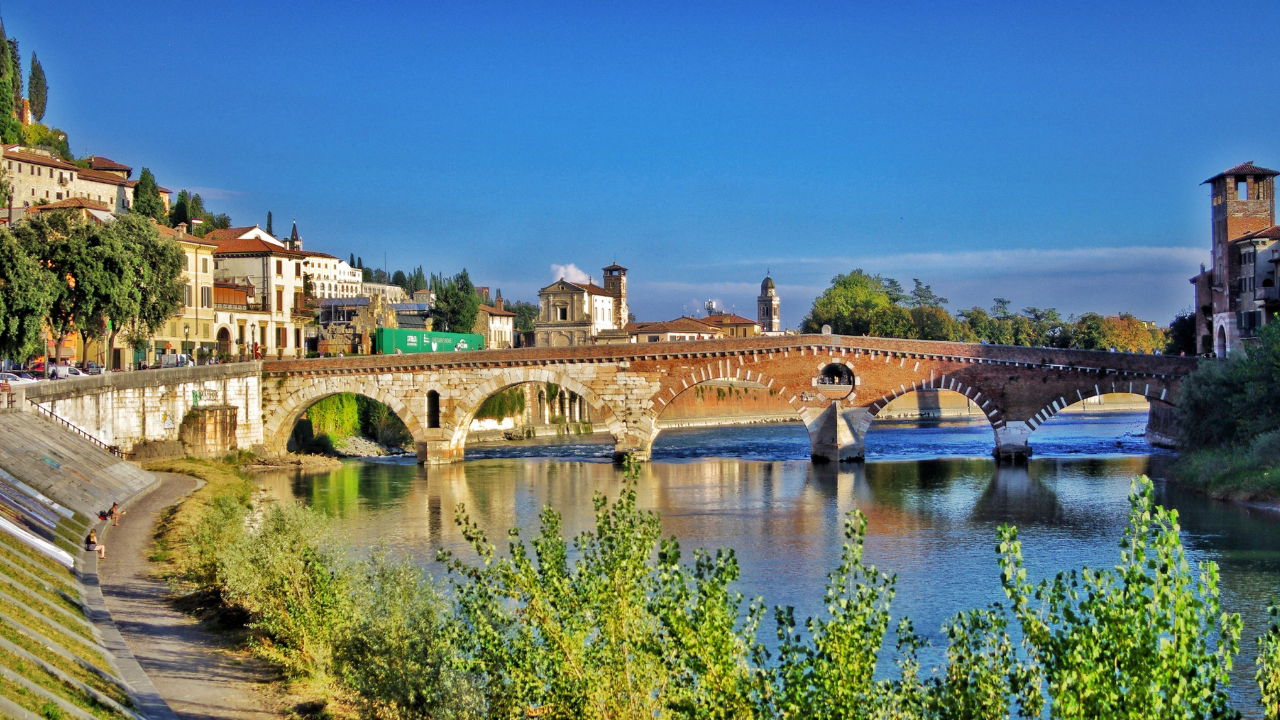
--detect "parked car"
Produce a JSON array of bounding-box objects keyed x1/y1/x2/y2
[
  {"x1": 84, "y1": 362, "x2": 106, "y2": 375},
  {"x1": 11, "y1": 371, "x2": 40, "y2": 381},
  {"x1": 0, "y1": 372, "x2": 36, "y2": 385},
  {"x1": 50, "y1": 365, "x2": 85, "y2": 379}
]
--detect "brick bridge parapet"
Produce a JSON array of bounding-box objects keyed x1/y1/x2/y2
[{"x1": 260, "y1": 335, "x2": 1200, "y2": 464}]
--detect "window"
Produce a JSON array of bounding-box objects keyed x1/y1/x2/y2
[
  {"x1": 55, "y1": 192, "x2": 61, "y2": 200},
  {"x1": 276, "y1": 259, "x2": 283, "y2": 275},
  {"x1": 201, "y1": 286, "x2": 212, "y2": 308},
  {"x1": 186, "y1": 254, "x2": 191, "y2": 271},
  {"x1": 184, "y1": 284, "x2": 192, "y2": 307},
  {"x1": 295, "y1": 263, "x2": 301, "y2": 277},
  {"x1": 557, "y1": 306, "x2": 568, "y2": 321},
  {"x1": 275, "y1": 288, "x2": 284, "y2": 310},
  {"x1": 1238, "y1": 180, "x2": 1249, "y2": 201},
  {"x1": 647, "y1": 335, "x2": 660, "y2": 342},
  {"x1": 201, "y1": 258, "x2": 209, "y2": 274}
]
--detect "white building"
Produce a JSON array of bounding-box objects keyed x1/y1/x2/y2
[
  {"x1": 204, "y1": 226, "x2": 310, "y2": 358},
  {"x1": 1, "y1": 146, "x2": 171, "y2": 218},
  {"x1": 301, "y1": 251, "x2": 363, "y2": 298}
]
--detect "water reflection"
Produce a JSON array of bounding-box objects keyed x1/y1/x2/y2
[{"x1": 254, "y1": 415, "x2": 1275, "y2": 715}]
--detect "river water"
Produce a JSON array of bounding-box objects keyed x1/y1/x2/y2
[{"x1": 256, "y1": 412, "x2": 1280, "y2": 715}]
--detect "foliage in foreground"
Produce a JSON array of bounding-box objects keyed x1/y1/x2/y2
[{"x1": 172, "y1": 465, "x2": 1270, "y2": 720}]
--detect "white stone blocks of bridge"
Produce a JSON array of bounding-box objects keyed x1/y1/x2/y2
[{"x1": 17, "y1": 364, "x2": 264, "y2": 457}]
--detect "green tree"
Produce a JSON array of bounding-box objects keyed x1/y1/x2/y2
[
  {"x1": 909, "y1": 278, "x2": 948, "y2": 308},
  {"x1": 27, "y1": 51, "x2": 44, "y2": 122},
  {"x1": 801, "y1": 269, "x2": 892, "y2": 335},
  {"x1": 266, "y1": 210, "x2": 273, "y2": 236},
  {"x1": 392, "y1": 269, "x2": 408, "y2": 290},
  {"x1": 131, "y1": 168, "x2": 167, "y2": 222},
  {"x1": 430, "y1": 269, "x2": 481, "y2": 333},
  {"x1": 1166, "y1": 311, "x2": 1197, "y2": 356},
  {"x1": 0, "y1": 23, "x2": 21, "y2": 143},
  {"x1": 8, "y1": 38, "x2": 19, "y2": 120},
  {"x1": 115, "y1": 216, "x2": 184, "y2": 362},
  {"x1": 14, "y1": 212, "x2": 100, "y2": 356},
  {"x1": 910, "y1": 306, "x2": 972, "y2": 341},
  {"x1": 0, "y1": 226, "x2": 54, "y2": 362},
  {"x1": 509, "y1": 300, "x2": 539, "y2": 333},
  {"x1": 868, "y1": 304, "x2": 913, "y2": 338},
  {"x1": 881, "y1": 277, "x2": 908, "y2": 306}
]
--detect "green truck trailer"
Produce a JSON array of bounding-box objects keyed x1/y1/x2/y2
[{"x1": 374, "y1": 328, "x2": 485, "y2": 355}]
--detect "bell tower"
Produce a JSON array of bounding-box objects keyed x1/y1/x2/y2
[
  {"x1": 757, "y1": 274, "x2": 780, "y2": 333},
  {"x1": 602, "y1": 263, "x2": 628, "y2": 328},
  {"x1": 1201, "y1": 162, "x2": 1279, "y2": 355}
]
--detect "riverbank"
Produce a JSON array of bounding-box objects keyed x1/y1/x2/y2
[{"x1": 1170, "y1": 445, "x2": 1280, "y2": 504}]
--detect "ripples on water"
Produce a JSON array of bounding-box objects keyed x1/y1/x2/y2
[{"x1": 256, "y1": 412, "x2": 1280, "y2": 715}]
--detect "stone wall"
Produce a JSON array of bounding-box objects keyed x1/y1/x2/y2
[{"x1": 13, "y1": 362, "x2": 263, "y2": 457}]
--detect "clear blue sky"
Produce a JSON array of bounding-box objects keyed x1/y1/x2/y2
[{"x1": 10, "y1": 1, "x2": 1280, "y2": 327}]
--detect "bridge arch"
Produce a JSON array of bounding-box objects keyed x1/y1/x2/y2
[
  {"x1": 852, "y1": 377, "x2": 1005, "y2": 459},
  {"x1": 444, "y1": 366, "x2": 629, "y2": 458},
  {"x1": 1022, "y1": 384, "x2": 1165, "y2": 435},
  {"x1": 262, "y1": 376, "x2": 430, "y2": 456}
]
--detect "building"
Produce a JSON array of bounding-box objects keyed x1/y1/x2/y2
[
  {"x1": 363, "y1": 282, "x2": 409, "y2": 303},
  {"x1": 700, "y1": 305, "x2": 761, "y2": 338},
  {"x1": 758, "y1": 274, "x2": 781, "y2": 333},
  {"x1": 624, "y1": 316, "x2": 724, "y2": 343},
  {"x1": 24, "y1": 196, "x2": 115, "y2": 224},
  {"x1": 475, "y1": 295, "x2": 516, "y2": 349},
  {"x1": 204, "y1": 225, "x2": 311, "y2": 358},
  {"x1": 300, "y1": 250, "x2": 363, "y2": 299},
  {"x1": 0, "y1": 146, "x2": 170, "y2": 219},
  {"x1": 1190, "y1": 162, "x2": 1280, "y2": 356},
  {"x1": 534, "y1": 264, "x2": 629, "y2": 346}
]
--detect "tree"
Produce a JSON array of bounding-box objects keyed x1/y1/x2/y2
[
  {"x1": 909, "y1": 278, "x2": 948, "y2": 308},
  {"x1": 801, "y1": 269, "x2": 892, "y2": 335},
  {"x1": 132, "y1": 168, "x2": 167, "y2": 222},
  {"x1": 881, "y1": 278, "x2": 908, "y2": 306},
  {"x1": 113, "y1": 216, "x2": 184, "y2": 364},
  {"x1": 14, "y1": 212, "x2": 94, "y2": 358},
  {"x1": 391, "y1": 269, "x2": 408, "y2": 290},
  {"x1": 266, "y1": 211, "x2": 273, "y2": 236},
  {"x1": 508, "y1": 300, "x2": 539, "y2": 333},
  {"x1": 0, "y1": 23, "x2": 21, "y2": 143},
  {"x1": 1167, "y1": 311, "x2": 1197, "y2": 356},
  {"x1": 7, "y1": 39, "x2": 18, "y2": 121},
  {"x1": 430, "y1": 270, "x2": 481, "y2": 333},
  {"x1": 0, "y1": 226, "x2": 54, "y2": 362},
  {"x1": 349, "y1": 253, "x2": 355, "y2": 268},
  {"x1": 27, "y1": 51, "x2": 44, "y2": 122}
]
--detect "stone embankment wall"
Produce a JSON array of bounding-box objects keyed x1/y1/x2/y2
[
  {"x1": 0, "y1": 410, "x2": 176, "y2": 717},
  {"x1": 12, "y1": 363, "x2": 263, "y2": 459}
]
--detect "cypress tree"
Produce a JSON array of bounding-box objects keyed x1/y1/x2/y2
[
  {"x1": 266, "y1": 210, "x2": 273, "y2": 236},
  {"x1": 8, "y1": 39, "x2": 18, "y2": 119},
  {"x1": 27, "y1": 52, "x2": 45, "y2": 122},
  {"x1": 0, "y1": 24, "x2": 19, "y2": 142},
  {"x1": 131, "y1": 168, "x2": 167, "y2": 222}
]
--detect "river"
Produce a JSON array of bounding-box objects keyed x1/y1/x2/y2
[{"x1": 256, "y1": 411, "x2": 1280, "y2": 715}]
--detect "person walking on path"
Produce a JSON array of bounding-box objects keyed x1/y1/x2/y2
[{"x1": 85, "y1": 529, "x2": 105, "y2": 559}]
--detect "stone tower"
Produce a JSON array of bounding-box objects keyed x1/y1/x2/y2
[
  {"x1": 758, "y1": 274, "x2": 780, "y2": 333},
  {"x1": 1201, "y1": 162, "x2": 1278, "y2": 355},
  {"x1": 602, "y1": 263, "x2": 628, "y2": 328},
  {"x1": 288, "y1": 220, "x2": 303, "y2": 251}
]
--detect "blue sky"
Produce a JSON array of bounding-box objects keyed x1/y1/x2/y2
[{"x1": 10, "y1": 2, "x2": 1280, "y2": 327}]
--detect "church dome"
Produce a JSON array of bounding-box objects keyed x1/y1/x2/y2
[{"x1": 761, "y1": 275, "x2": 775, "y2": 293}]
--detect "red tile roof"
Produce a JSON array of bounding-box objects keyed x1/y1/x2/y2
[
  {"x1": 26, "y1": 197, "x2": 111, "y2": 213},
  {"x1": 202, "y1": 226, "x2": 267, "y2": 246},
  {"x1": 2, "y1": 145, "x2": 79, "y2": 171},
  {"x1": 214, "y1": 236, "x2": 306, "y2": 258},
  {"x1": 300, "y1": 250, "x2": 338, "y2": 259},
  {"x1": 700, "y1": 313, "x2": 757, "y2": 327},
  {"x1": 85, "y1": 156, "x2": 131, "y2": 173},
  {"x1": 479, "y1": 303, "x2": 515, "y2": 317},
  {"x1": 1231, "y1": 225, "x2": 1280, "y2": 243},
  {"x1": 153, "y1": 222, "x2": 219, "y2": 246},
  {"x1": 1204, "y1": 161, "x2": 1280, "y2": 184},
  {"x1": 629, "y1": 316, "x2": 722, "y2": 335}
]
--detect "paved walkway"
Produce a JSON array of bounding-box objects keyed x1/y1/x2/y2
[{"x1": 97, "y1": 473, "x2": 285, "y2": 720}]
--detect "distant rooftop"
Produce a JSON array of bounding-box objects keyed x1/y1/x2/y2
[{"x1": 1204, "y1": 161, "x2": 1280, "y2": 184}]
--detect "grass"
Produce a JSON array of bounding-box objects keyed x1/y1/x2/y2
[
  {"x1": 1173, "y1": 449, "x2": 1280, "y2": 501},
  {"x1": 0, "y1": 646, "x2": 128, "y2": 720},
  {"x1": 0, "y1": 593, "x2": 111, "y2": 669},
  {"x1": 0, "y1": 575, "x2": 90, "y2": 637},
  {"x1": 0, "y1": 536, "x2": 78, "y2": 598},
  {"x1": 141, "y1": 457, "x2": 256, "y2": 576},
  {"x1": 0, "y1": 615, "x2": 132, "y2": 710}
]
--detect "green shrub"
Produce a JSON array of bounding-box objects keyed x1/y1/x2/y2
[{"x1": 219, "y1": 504, "x2": 353, "y2": 680}]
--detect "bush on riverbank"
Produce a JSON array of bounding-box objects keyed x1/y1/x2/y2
[
  {"x1": 162, "y1": 457, "x2": 1274, "y2": 719},
  {"x1": 298, "y1": 393, "x2": 413, "y2": 452},
  {"x1": 1174, "y1": 321, "x2": 1280, "y2": 499}
]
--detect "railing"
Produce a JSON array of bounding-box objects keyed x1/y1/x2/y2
[{"x1": 27, "y1": 400, "x2": 124, "y2": 458}]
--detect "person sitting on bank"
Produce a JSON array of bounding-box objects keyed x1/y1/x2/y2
[
  {"x1": 85, "y1": 529, "x2": 105, "y2": 559},
  {"x1": 109, "y1": 502, "x2": 124, "y2": 527}
]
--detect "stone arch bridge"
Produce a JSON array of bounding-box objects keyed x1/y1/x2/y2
[{"x1": 259, "y1": 335, "x2": 1199, "y2": 464}]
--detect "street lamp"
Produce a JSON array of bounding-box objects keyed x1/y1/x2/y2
[{"x1": 183, "y1": 325, "x2": 190, "y2": 359}]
